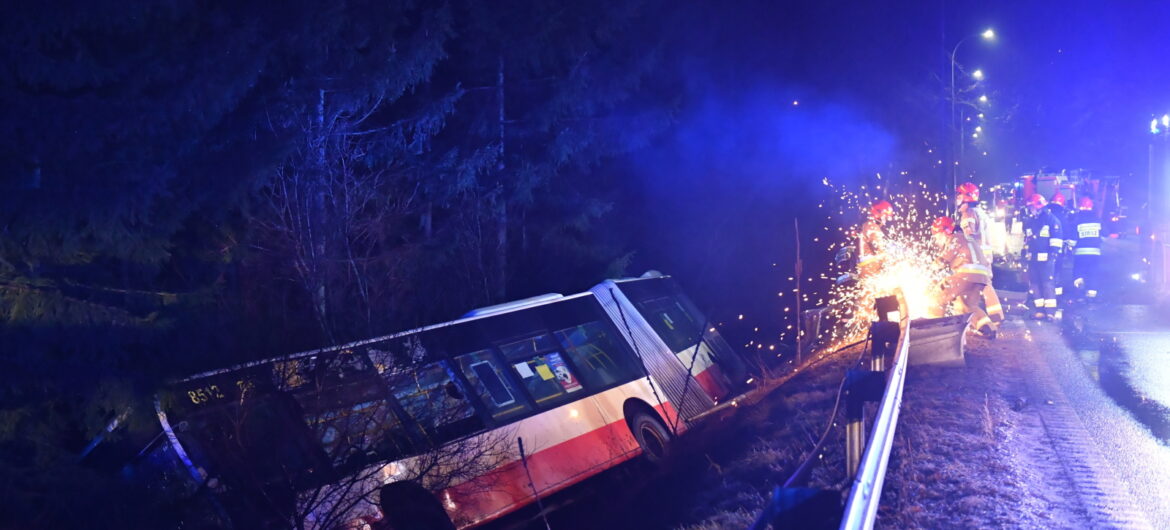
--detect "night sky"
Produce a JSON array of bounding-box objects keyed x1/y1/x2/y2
[{"x1": 612, "y1": 0, "x2": 1170, "y2": 323}]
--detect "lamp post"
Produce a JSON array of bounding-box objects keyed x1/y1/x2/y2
[
  {"x1": 1149, "y1": 114, "x2": 1170, "y2": 290},
  {"x1": 949, "y1": 28, "x2": 995, "y2": 195}
]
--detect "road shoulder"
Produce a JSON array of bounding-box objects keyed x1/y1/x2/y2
[{"x1": 878, "y1": 317, "x2": 1153, "y2": 528}]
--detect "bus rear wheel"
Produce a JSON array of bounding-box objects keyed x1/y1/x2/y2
[
  {"x1": 629, "y1": 410, "x2": 672, "y2": 463},
  {"x1": 379, "y1": 482, "x2": 455, "y2": 530}
]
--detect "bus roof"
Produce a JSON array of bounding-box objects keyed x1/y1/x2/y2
[{"x1": 173, "y1": 272, "x2": 675, "y2": 385}]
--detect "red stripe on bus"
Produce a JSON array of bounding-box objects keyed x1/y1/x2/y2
[
  {"x1": 693, "y1": 366, "x2": 729, "y2": 401},
  {"x1": 442, "y1": 402, "x2": 674, "y2": 527}
]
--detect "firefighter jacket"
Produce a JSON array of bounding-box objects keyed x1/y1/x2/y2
[
  {"x1": 958, "y1": 203, "x2": 994, "y2": 266},
  {"x1": 1068, "y1": 209, "x2": 1102, "y2": 257},
  {"x1": 857, "y1": 219, "x2": 886, "y2": 271},
  {"x1": 1046, "y1": 204, "x2": 1067, "y2": 256},
  {"x1": 1024, "y1": 209, "x2": 1059, "y2": 263},
  {"x1": 939, "y1": 230, "x2": 991, "y2": 286}
]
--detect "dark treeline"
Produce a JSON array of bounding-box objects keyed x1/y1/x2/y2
[{"x1": 0, "y1": 1, "x2": 672, "y2": 526}]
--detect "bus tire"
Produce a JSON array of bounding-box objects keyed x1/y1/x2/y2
[
  {"x1": 629, "y1": 410, "x2": 672, "y2": 463},
  {"x1": 379, "y1": 482, "x2": 455, "y2": 530}
]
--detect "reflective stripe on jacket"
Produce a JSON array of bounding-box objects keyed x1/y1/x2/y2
[
  {"x1": 939, "y1": 231, "x2": 989, "y2": 285},
  {"x1": 1070, "y1": 210, "x2": 1102, "y2": 258}
]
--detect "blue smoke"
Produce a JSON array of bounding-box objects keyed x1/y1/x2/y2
[
  {"x1": 620, "y1": 82, "x2": 901, "y2": 327},
  {"x1": 656, "y1": 85, "x2": 898, "y2": 191}
]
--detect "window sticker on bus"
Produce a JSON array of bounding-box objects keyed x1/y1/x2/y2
[
  {"x1": 544, "y1": 352, "x2": 582, "y2": 393},
  {"x1": 470, "y1": 361, "x2": 515, "y2": 407},
  {"x1": 534, "y1": 364, "x2": 555, "y2": 380},
  {"x1": 514, "y1": 362, "x2": 535, "y2": 378}
]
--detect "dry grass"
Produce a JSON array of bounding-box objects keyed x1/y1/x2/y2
[
  {"x1": 677, "y1": 507, "x2": 759, "y2": 530},
  {"x1": 661, "y1": 345, "x2": 861, "y2": 529},
  {"x1": 875, "y1": 336, "x2": 1035, "y2": 529}
]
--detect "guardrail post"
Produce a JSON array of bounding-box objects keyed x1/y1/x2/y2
[
  {"x1": 869, "y1": 320, "x2": 900, "y2": 372},
  {"x1": 844, "y1": 370, "x2": 882, "y2": 477},
  {"x1": 844, "y1": 321, "x2": 897, "y2": 477},
  {"x1": 844, "y1": 371, "x2": 867, "y2": 480}
]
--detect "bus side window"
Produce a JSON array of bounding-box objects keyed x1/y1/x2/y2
[
  {"x1": 455, "y1": 350, "x2": 532, "y2": 422},
  {"x1": 301, "y1": 398, "x2": 409, "y2": 470},
  {"x1": 386, "y1": 362, "x2": 482, "y2": 442},
  {"x1": 554, "y1": 322, "x2": 641, "y2": 389},
  {"x1": 287, "y1": 351, "x2": 415, "y2": 470},
  {"x1": 636, "y1": 296, "x2": 701, "y2": 352},
  {"x1": 500, "y1": 335, "x2": 583, "y2": 410}
]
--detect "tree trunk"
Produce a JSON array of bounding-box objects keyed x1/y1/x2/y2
[
  {"x1": 421, "y1": 200, "x2": 433, "y2": 241},
  {"x1": 495, "y1": 199, "x2": 507, "y2": 300},
  {"x1": 312, "y1": 88, "x2": 331, "y2": 338},
  {"x1": 494, "y1": 55, "x2": 508, "y2": 301}
]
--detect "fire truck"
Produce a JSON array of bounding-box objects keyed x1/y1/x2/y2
[
  {"x1": 986, "y1": 170, "x2": 1135, "y2": 290},
  {"x1": 991, "y1": 170, "x2": 1129, "y2": 246}
]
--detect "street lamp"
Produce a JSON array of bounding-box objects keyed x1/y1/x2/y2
[
  {"x1": 949, "y1": 28, "x2": 996, "y2": 195},
  {"x1": 972, "y1": 69, "x2": 985, "y2": 80},
  {"x1": 978, "y1": 94, "x2": 989, "y2": 103}
]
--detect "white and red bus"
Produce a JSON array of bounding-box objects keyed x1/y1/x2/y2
[{"x1": 152, "y1": 273, "x2": 749, "y2": 529}]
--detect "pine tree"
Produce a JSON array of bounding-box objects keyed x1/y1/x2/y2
[
  {"x1": 419, "y1": 0, "x2": 671, "y2": 305},
  {"x1": 248, "y1": 0, "x2": 456, "y2": 342}
]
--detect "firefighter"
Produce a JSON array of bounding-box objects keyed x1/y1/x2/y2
[
  {"x1": 1067, "y1": 196, "x2": 1102, "y2": 301},
  {"x1": 930, "y1": 216, "x2": 995, "y2": 338},
  {"x1": 1024, "y1": 194, "x2": 1059, "y2": 320},
  {"x1": 858, "y1": 200, "x2": 892, "y2": 278},
  {"x1": 1047, "y1": 192, "x2": 1070, "y2": 319},
  {"x1": 956, "y1": 182, "x2": 995, "y2": 260},
  {"x1": 955, "y1": 182, "x2": 1004, "y2": 325}
]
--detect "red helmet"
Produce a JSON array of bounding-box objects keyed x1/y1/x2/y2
[
  {"x1": 931, "y1": 216, "x2": 956, "y2": 234},
  {"x1": 869, "y1": 200, "x2": 893, "y2": 220},
  {"x1": 1078, "y1": 196, "x2": 1094, "y2": 210},
  {"x1": 1050, "y1": 192, "x2": 1066, "y2": 207},
  {"x1": 955, "y1": 182, "x2": 980, "y2": 203},
  {"x1": 1026, "y1": 194, "x2": 1047, "y2": 210}
]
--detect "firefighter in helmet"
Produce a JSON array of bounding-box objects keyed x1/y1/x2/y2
[
  {"x1": 955, "y1": 182, "x2": 1004, "y2": 325},
  {"x1": 1024, "y1": 194, "x2": 1060, "y2": 320},
  {"x1": 858, "y1": 200, "x2": 892, "y2": 278},
  {"x1": 1067, "y1": 196, "x2": 1102, "y2": 301},
  {"x1": 930, "y1": 216, "x2": 995, "y2": 338}
]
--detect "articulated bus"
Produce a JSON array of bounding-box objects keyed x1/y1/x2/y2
[{"x1": 150, "y1": 273, "x2": 749, "y2": 529}]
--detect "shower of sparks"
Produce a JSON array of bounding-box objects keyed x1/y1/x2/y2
[{"x1": 800, "y1": 176, "x2": 952, "y2": 351}]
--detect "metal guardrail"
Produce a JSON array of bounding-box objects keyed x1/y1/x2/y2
[
  {"x1": 750, "y1": 292, "x2": 914, "y2": 530},
  {"x1": 839, "y1": 304, "x2": 911, "y2": 530}
]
